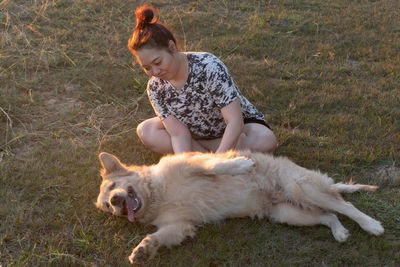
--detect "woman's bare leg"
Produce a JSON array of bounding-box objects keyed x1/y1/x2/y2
[
  {"x1": 236, "y1": 123, "x2": 278, "y2": 153},
  {"x1": 136, "y1": 117, "x2": 208, "y2": 154},
  {"x1": 198, "y1": 123, "x2": 277, "y2": 153},
  {"x1": 196, "y1": 138, "x2": 221, "y2": 152},
  {"x1": 137, "y1": 118, "x2": 277, "y2": 154}
]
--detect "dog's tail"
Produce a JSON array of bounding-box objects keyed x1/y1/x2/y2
[{"x1": 332, "y1": 182, "x2": 378, "y2": 193}]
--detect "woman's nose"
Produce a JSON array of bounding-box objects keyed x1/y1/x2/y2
[{"x1": 151, "y1": 67, "x2": 160, "y2": 76}]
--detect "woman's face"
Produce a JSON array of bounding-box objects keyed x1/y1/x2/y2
[{"x1": 135, "y1": 45, "x2": 180, "y2": 81}]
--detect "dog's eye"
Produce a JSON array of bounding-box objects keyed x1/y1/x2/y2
[
  {"x1": 108, "y1": 182, "x2": 116, "y2": 191},
  {"x1": 105, "y1": 202, "x2": 110, "y2": 208}
]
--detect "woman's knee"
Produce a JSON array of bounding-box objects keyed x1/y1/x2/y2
[
  {"x1": 241, "y1": 125, "x2": 278, "y2": 153},
  {"x1": 136, "y1": 119, "x2": 155, "y2": 145},
  {"x1": 259, "y1": 131, "x2": 278, "y2": 153}
]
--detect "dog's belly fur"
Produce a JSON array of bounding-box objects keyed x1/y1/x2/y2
[
  {"x1": 156, "y1": 175, "x2": 262, "y2": 223},
  {"x1": 145, "y1": 151, "x2": 334, "y2": 227}
]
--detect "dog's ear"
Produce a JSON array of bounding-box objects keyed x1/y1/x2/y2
[{"x1": 99, "y1": 152, "x2": 127, "y2": 178}]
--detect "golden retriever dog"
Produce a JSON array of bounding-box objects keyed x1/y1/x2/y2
[{"x1": 96, "y1": 150, "x2": 384, "y2": 264}]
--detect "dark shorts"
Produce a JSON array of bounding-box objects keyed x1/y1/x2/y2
[
  {"x1": 192, "y1": 117, "x2": 271, "y2": 140},
  {"x1": 243, "y1": 117, "x2": 271, "y2": 130}
]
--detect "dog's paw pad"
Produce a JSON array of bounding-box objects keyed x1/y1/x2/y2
[{"x1": 129, "y1": 246, "x2": 148, "y2": 264}]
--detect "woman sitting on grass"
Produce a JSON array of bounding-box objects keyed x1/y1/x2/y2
[{"x1": 128, "y1": 5, "x2": 277, "y2": 154}]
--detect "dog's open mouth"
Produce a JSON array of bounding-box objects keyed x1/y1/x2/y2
[{"x1": 126, "y1": 186, "x2": 142, "y2": 222}]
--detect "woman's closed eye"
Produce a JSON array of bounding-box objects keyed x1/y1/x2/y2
[{"x1": 108, "y1": 182, "x2": 116, "y2": 191}]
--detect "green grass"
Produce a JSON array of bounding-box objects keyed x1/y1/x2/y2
[{"x1": 1, "y1": 0, "x2": 399, "y2": 265}]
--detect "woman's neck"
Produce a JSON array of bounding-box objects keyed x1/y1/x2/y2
[{"x1": 170, "y1": 52, "x2": 188, "y2": 83}]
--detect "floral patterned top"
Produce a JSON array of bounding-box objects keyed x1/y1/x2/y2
[{"x1": 147, "y1": 52, "x2": 265, "y2": 138}]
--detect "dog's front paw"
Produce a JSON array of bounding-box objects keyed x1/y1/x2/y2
[
  {"x1": 362, "y1": 218, "x2": 384, "y2": 236},
  {"x1": 129, "y1": 245, "x2": 149, "y2": 264},
  {"x1": 233, "y1": 157, "x2": 255, "y2": 174},
  {"x1": 332, "y1": 226, "x2": 350, "y2": 242},
  {"x1": 129, "y1": 236, "x2": 159, "y2": 264}
]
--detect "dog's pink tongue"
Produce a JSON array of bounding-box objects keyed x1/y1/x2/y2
[{"x1": 126, "y1": 196, "x2": 135, "y2": 222}]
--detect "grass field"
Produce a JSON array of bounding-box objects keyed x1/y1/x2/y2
[{"x1": 1, "y1": 0, "x2": 399, "y2": 266}]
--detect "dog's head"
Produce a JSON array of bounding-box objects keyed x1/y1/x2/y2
[{"x1": 96, "y1": 152, "x2": 146, "y2": 223}]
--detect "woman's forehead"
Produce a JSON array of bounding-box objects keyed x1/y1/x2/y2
[{"x1": 136, "y1": 47, "x2": 165, "y2": 66}]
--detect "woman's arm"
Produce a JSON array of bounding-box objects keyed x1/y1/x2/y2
[
  {"x1": 216, "y1": 98, "x2": 244, "y2": 153},
  {"x1": 162, "y1": 115, "x2": 208, "y2": 154}
]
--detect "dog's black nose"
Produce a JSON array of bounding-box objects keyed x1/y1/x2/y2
[{"x1": 110, "y1": 195, "x2": 125, "y2": 207}]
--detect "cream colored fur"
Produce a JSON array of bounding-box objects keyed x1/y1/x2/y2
[{"x1": 96, "y1": 150, "x2": 384, "y2": 264}]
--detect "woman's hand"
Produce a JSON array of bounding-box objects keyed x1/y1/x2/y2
[
  {"x1": 216, "y1": 98, "x2": 244, "y2": 153},
  {"x1": 162, "y1": 115, "x2": 208, "y2": 154}
]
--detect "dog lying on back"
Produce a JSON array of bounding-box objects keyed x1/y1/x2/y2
[{"x1": 96, "y1": 150, "x2": 384, "y2": 264}]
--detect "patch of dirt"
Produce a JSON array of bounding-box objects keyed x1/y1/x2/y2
[
  {"x1": 5, "y1": 84, "x2": 85, "y2": 159},
  {"x1": 376, "y1": 164, "x2": 400, "y2": 186},
  {"x1": 64, "y1": 83, "x2": 77, "y2": 93},
  {"x1": 42, "y1": 83, "x2": 84, "y2": 114},
  {"x1": 45, "y1": 96, "x2": 82, "y2": 112},
  {"x1": 267, "y1": 19, "x2": 291, "y2": 27},
  {"x1": 12, "y1": 143, "x2": 37, "y2": 159},
  {"x1": 346, "y1": 59, "x2": 361, "y2": 70},
  {"x1": 88, "y1": 104, "x2": 125, "y2": 130}
]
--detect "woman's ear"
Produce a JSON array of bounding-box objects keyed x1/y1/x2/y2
[{"x1": 168, "y1": 40, "x2": 177, "y2": 53}]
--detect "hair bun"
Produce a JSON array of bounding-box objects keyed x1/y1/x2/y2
[{"x1": 135, "y1": 5, "x2": 159, "y2": 30}]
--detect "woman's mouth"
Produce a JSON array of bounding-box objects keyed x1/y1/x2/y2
[{"x1": 157, "y1": 73, "x2": 167, "y2": 79}]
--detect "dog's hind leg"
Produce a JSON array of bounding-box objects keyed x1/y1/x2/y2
[
  {"x1": 332, "y1": 182, "x2": 378, "y2": 193},
  {"x1": 301, "y1": 184, "x2": 384, "y2": 236},
  {"x1": 269, "y1": 203, "x2": 350, "y2": 242},
  {"x1": 129, "y1": 222, "x2": 196, "y2": 264}
]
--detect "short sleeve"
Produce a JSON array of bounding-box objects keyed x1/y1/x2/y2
[
  {"x1": 205, "y1": 56, "x2": 238, "y2": 109},
  {"x1": 147, "y1": 81, "x2": 171, "y2": 120}
]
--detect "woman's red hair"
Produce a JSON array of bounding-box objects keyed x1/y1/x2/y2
[{"x1": 128, "y1": 5, "x2": 177, "y2": 53}]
